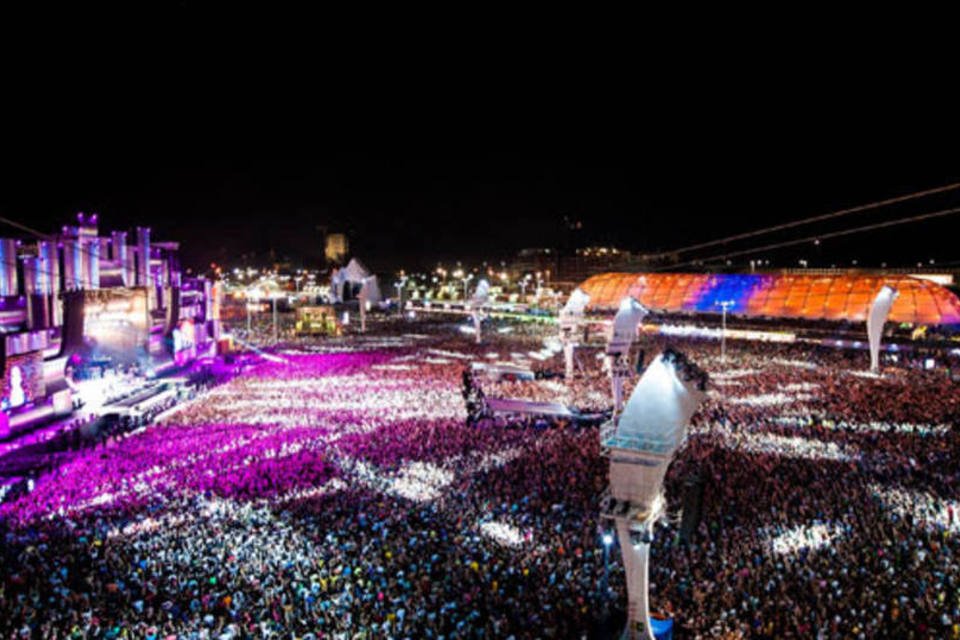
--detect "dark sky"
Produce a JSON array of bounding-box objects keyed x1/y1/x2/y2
[
  {"x1": 3, "y1": 138, "x2": 958, "y2": 275},
  {"x1": 3, "y1": 0, "x2": 959, "y2": 275},
  {"x1": 3, "y1": 48, "x2": 959, "y2": 276}
]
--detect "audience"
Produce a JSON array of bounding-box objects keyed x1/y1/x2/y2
[{"x1": 0, "y1": 321, "x2": 958, "y2": 639}]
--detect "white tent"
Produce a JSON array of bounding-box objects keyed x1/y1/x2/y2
[
  {"x1": 330, "y1": 259, "x2": 379, "y2": 303},
  {"x1": 341, "y1": 258, "x2": 370, "y2": 283}
]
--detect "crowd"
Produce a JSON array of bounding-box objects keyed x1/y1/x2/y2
[{"x1": 0, "y1": 320, "x2": 958, "y2": 638}]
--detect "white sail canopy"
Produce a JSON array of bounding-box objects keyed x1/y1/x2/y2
[
  {"x1": 607, "y1": 296, "x2": 647, "y2": 353},
  {"x1": 561, "y1": 288, "x2": 591, "y2": 318},
  {"x1": 615, "y1": 351, "x2": 707, "y2": 452},
  {"x1": 470, "y1": 278, "x2": 490, "y2": 307},
  {"x1": 867, "y1": 285, "x2": 898, "y2": 371}
]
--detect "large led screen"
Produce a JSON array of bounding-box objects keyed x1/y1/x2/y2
[
  {"x1": 82, "y1": 288, "x2": 150, "y2": 364},
  {"x1": 2, "y1": 351, "x2": 45, "y2": 410}
]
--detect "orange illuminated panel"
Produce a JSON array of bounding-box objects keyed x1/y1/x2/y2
[
  {"x1": 578, "y1": 272, "x2": 960, "y2": 325},
  {"x1": 675, "y1": 274, "x2": 705, "y2": 309},
  {"x1": 758, "y1": 277, "x2": 791, "y2": 317},
  {"x1": 651, "y1": 274, "x2": 682, "y2": 309},
  {"x1": 804, "y1": 294, "x2": 827, "y2": 318},
  {"x1": 745, "y1": 278, "x2": 774, "y2": 315}
]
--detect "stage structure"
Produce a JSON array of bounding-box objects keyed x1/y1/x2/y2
[
  {"x1": 601, "y1": 349, "x2": 708, "y2": 640},
  {"x1": 468, "y1": 279, "x2": 490, "y2": 344},
  {"x1": 606, "y1": 296, "x2": 648, "y2": 413},
  {"x1": 1, "y1": 213, "x2": 221, "y2": 432},
  {"x1": 867, "y1": 285, "x2": 898, "y2": 372},
  {"x1": 560, "y1": 288, "x2": 590, "y2": 379}
]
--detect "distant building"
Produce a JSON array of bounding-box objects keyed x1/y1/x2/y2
[
  {"x1": 325, "y1": 233, "x2": 349, "y2": 265},
  {"x1": 511, "y1": 248, "x2": 558, "y2": 277},
  {"x1": 509, "y1": 246, "x2": 685, "y2": 286}
]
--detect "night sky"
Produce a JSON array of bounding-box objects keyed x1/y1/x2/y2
[
  {"x1": 3, "y1": 124, "x2": 959, "y2": 275},
  {"x1": 4, "y1": 0, "x2": 959, "y2": 276}
]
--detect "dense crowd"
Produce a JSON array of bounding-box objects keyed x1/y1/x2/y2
[{"x1": 1, "y1": 320, "x2": 958, "y2": 638}]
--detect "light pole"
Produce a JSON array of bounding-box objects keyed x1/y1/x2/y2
[
  {"x1": 602, "y1": 532, "x2": 613, "y2": 596},
  {"x1": 248, "y1": 288, "x2": 262, "y2": 338},
  {"x1": 394, "y1": 275, "x2": 408, "y2": 316},
  {"x1": 272, "y1": 293, "x2": 279, "y2": 344},
  {"x1": 715, "y1": 300, "x2": 735, "y2": 363},
  {"x1": 437, "y1": 267, "x2": 447, "y2": 297},
  {"x1": 452, "y1": 268, "x2": 464, "y2": 299},
  {"x1": 462, "y1": 274, "x2": 473, "y2": 301}
]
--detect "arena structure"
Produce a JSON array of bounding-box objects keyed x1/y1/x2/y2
[{"x1": 578, "y1": 272, "x2": 960, "y2": 325}]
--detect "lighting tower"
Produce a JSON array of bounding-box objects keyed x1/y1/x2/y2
[
  {"x1": 601, "y1": 349, "x2": 708, "y2": 639},
  {"x1": 606, "y1": 297, "x2": 648, "y2": 413},
  {"x1": 867, "y1": 285, "x2": 898, "y2": 372},
  {"x1": 358, "y1": 276, "x2": 376, "y2": 333},
  {"x1": 272, "y1": 291, "x2": 279, "y2": 344},
  {"x1": 394, "y1": 275, "x2": 408, "y2": 317},
  {"x1": 520, "y1": 274, "x2": 531, "y2": 302},
  {"x1": 559, "y1": 288, "x2": 590, "y2": 379},
  {"x1": 468, "y1": 278, "x2": 490, "y2": 344}
]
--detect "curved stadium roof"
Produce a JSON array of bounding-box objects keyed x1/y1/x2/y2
[{"x1": 579, "y1": 273, "x2": 960, "y2": 326}]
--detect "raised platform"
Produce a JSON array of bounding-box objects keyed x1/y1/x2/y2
[
  {"x1": 485, "y1": 397, "x2": 575, "y2": 418},
  {"x1": 105, "y1": 383, "x2": 177, "y2": 415},
  {"x1": 470, "y1": 361, "x2": 535, "y2": 382}
]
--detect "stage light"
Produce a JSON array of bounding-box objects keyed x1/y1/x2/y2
[{"x1": 602, "y1": 533, "x2": 613, "y2": 546}]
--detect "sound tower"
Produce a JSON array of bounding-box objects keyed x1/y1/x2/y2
[
  {"x1": 58, "y1": 290, "x2": 87, "y2": 357},
  {"x1": 679, "y1": 473, "x2": 706, "y2": 542}
]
